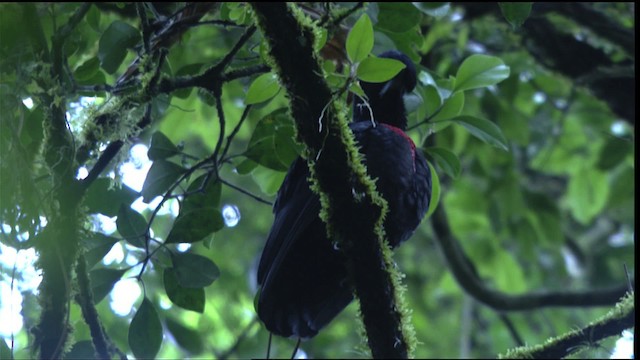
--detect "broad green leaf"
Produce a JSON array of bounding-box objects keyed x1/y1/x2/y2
[
  {"x1": 607, "y1": 166, "x2": 634, "y2": 224},
  {"x1": 596, "y1": 136, "x2": 633, "y2": 170},
  {"x1": 430, "y1": 91, "x2": 465, "y2": 123},
  {"x1": 413, "y1": 2, "x2": 450, "y2": 18},
  {"x1": 453, "y1": 54, "x2": 510, "y2": 92},
  {"x1": 129, "y1": 297, "x2": 163, "y2": 360},
  {"x1": 235, "y1": 158, "x2": 259, "y2": 175},
  {"x1": 182, "y1": 174, "x2": 223, "y2": 211},
  {"x1": 499, "y1": 2, "x2": 533, "y2": 28},
  {"x1": 172, "y1": 253, "x2": 220, "y2": 288},
  {"x1": 245, "y1": 109, "x2": 301, "y2": 171},
  {"x1": 165, "y1": 317, "x2": 204, "y2": 355},
  {"x1": 424, "y1": 161, "x2": 440, "y2": 219},
  {"x1": 350, "y1": 82, "x2": 366, "y2": 99},
  {"x1": 86, "y1": 5, "x2": 101, "y2": 31},
  {"x1": 245, "y1": 137, "x2": 289, "y2": 171},
  {"x1": 376, "y1": 3, "x2": 422, "y2": 33},
  {"x1": 98, "y1": 21, "x2": 140, "y2": 74},
  {"x1": 85, "y1": 178, "x2": 140, "y2": 217},
  {"x1": 164, "y1": 269, "x2": 205, "y2": 312},
  {"x1": 567, "y1": 165, "x2": 609, "y2": 224},
  {"x1": 426, "y1": 147, "x2": 461, "y2": 179},
  {"x1": 148, "y1": 131, "x2": 180, "y2": 160},
  {"x1": 166, "y1": 174, "x2": 224, "y2": 244},
  {"x1": 252, "y1": 166, "x2": 286, "y2": 196},
  {"x1": 167, "y1": 209, "x2": 224, "y2": 244},
  {"x1": 141, "y1": 160, "x2": 186, "y2": 203},
  {"x1": 83, "y1": 232, "x2": 119, "y2": 269},
  {"x1": 450, "y1": 115, "x2": 509, "y2": 151},
  {"x1": 74, "y1": 57, "x2": 100, "y2": 81},
  {"x1": 245, "y1": 72, "x2": 280, "y2": 105},
  {"x1": 357, "y1": 57, "x2": 406, "y2": 83},
  {"x1": 89, "y1": 268, "x2": 127, "y2": 303},
  {"x1": 418, "y1": 85, "x2": 441, "y2": 120},
  {"x1": 346, "y1": 14, "x2": 374, "y2": 63},
  {"x1": 116, "y1": 205, "x2": 148, "y2": 248},
  {"x1": 274, "y1": 124, "x2": 300, "y2": 167}
]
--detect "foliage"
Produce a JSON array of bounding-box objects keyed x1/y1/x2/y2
[{"x1": 0, "y1": 2, "x2": 634, "y2": 359}]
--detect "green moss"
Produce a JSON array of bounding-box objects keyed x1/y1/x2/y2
[{"x1": 499, "y1": 292, "x2": 634, "y2": 359}]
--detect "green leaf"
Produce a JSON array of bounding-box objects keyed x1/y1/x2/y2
[
  {"x1": 83, "y1": 232, "x2": 119, "y2": 269},
  {"x1": 235, "y1": 158, "x2": 258, "y2": 175},
  {"x1": 166, "y1": 175, "x2": 224, "y2": 244},
  {"x1": 346, "y1": 14, "x2": 374, "y2": 63},
  {"x1": 499, "y1": 2, "x2": 533, "y2": 28},
  {"x1": 85, "y1": 178, "x2": 140, "y2": 217},
  {"x1": 596, "y1": 136, "x2": 633, "y2": 170},
  {"x1": 98, "y1": 20, "x2": 141, "y2": 74},
  {"x1": 567, "y1": 165, "x2": 609, "y2": 224},
  {"x1": 148, "y1": 131, "x2": 180, "y2": 160},
  {"x1": 376, "y1": 3, "x2": 422, "y2": 33},
  {"x1": 245, "y1": 109, "x2": 301, "y2": 171},
  {"x1": 74, "y1": 57, "x2": 101, "y2": 81},
  {"x1": 424, "y1": 161, "x2": 440, "y2": 219},
  {"x1": 183, "y1": 174, "x2": 223, "y2": 210},
  {"x1": 252, "y1": 165, "x2": 286, "y2": 196},
  {"x1": 426, "y1": 147, "x2": 461, "y2": 179},
  {"x1": 89, "y1": 268, "x2": 127, "y2": 303},
  {"x1": 141, "y1": 160, "x2": 186, "y2": 203},
  {"x1": 129, "y1": 297, "x2": 163, "y2": 360},
  {"x1": 171, "y1": 253, "x2": 220, "y2": 288},
  {"x1": 430, "y1": 91, "x2": 465, "y2": 123},
  {"x1": 413, "y1": 2, "x2": 450, "y2": 18},
  {"x1": 450, "y1": 115, "x2": 509, "y2": 151},
  {"x1": 167, "y1": 209, "x2": 224, "y2": 244},
  {"x1": 245, "y1": 72, "x2": 280, "y2": 105},
  {"x1": 116, "y1": 205, "x2": 148, "y2": 248},
  {"x1": 164, "y1": 269, "x2": 205, "y2": 312},
  {"x1": 165, "y1": 317, "x2": 204, "y2": 355},
  {"x1": 86, "y1": 5, "x2": 101, "y2": 31},
  {"x1": 357, "y1": 57, "x2": 406, "y2": 83},
  {"x1": 245, "y1": 138, "x2": 288, "y2": 171},
  {"x1": 453, "y1": 54, "x2": 510, "y2": 92}
]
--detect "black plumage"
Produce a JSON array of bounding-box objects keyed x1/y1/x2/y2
[{"x1": 257, "y1": 51, "x2": 432, "y2": 339}]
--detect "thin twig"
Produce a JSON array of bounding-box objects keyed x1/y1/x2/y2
[
  {"x1": 220, "y1": 105, "x2": 253, "y2": 162},
  {"x1": 219, "y1": 178, "x2": 273, "y2": 206}
]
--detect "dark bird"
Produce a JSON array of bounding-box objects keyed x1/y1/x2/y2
[{"x1": 256, "y1": 51, "x2": 432, "y2": 339}]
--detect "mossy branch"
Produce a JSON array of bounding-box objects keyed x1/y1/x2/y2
[
  {"x1": 22, "y1": 4, "x2": 88, "y2": 358},
  {"x1": 500, "y1": 292, "x2": 635, "y2": 359},
  {"x1": 250, "y1": 3, "x2": 413, "y2": 358}
]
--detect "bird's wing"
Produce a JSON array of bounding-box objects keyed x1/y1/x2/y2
[{"x1": 256, "y1": 157, "x2": 322, "y2": 287}]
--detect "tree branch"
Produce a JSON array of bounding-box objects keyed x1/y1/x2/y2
[
  {"x1": 431, "y1": 205, "x2": 633, "y2": 311},
  {"x1": 500, "y1": 292, "x2": 634, "y2": 359},
  {"x1": 250, "y1": 3, "x2": 412, "y2": 358}
]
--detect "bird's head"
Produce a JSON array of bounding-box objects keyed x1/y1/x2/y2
[{"x1": 353, "y1": 50, "x2": 417, "y2": 129}]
